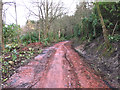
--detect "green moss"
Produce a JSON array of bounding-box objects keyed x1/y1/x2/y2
[
  {"x1": 96, "y1": 43, "x2": 115, "y2": 57},
  {"x1": 102, "y1": 44, "x2": 115, "y2": 57}
]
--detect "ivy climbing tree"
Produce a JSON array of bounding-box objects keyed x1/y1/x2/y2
[{"x1": 96, "y1": 2, "x2": 110, "y2": 49}]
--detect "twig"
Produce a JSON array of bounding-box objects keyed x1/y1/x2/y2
[{"x1": 112, "y1": 21, "x2": 118, "y2": 36}]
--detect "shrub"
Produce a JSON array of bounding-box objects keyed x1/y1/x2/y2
[
  {"x1": 21, "y1": 31, "x2": 39, "y2": 45},
  {"x1": 108, "y1": 34, "x2": 120, "y2": 42},
  {"x1": 3, "y1": 24, "x2": 20, "y2": 44}
]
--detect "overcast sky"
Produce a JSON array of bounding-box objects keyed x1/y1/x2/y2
[{"x1": 3, "y1": 0, "x2": 79, "y2": 26}]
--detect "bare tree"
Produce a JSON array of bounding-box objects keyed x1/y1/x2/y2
[
  {"x1": 0, "y1": 0, "x2": 1, "y2": 83},
  {"x1": 2, "y1": 2, "x2": 20, "y2": 45},
  {"x1": 0, "y1": 0, "x2": 4, "y2": 51},
  {"x1": 3, "y1": 2, "x2": 17, "y2": 24},
  {"x1": 25, "y1": 0, "x2": 65, "y2": 39},
  {"x1": 14, "y1": 2, "x2": 21, "y2": 45}
]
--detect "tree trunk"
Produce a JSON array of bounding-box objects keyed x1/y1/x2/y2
[
  {"x1": 14, "y1": 2, "x2": 20, "y2": 45},
  {"x1": 0, "y1": 0, "x2": 5, "y2": 51},
  {"x1": 29, "y1": 32, "x2": 31, "y2": 43},
  {"x1": 39, "y1": 30, "x2": 40, "y2": 41},
  {"x1": 96, "y1": 2, "x2": 110, "y2": 49},
  {"x1": 44, "y1": 0, "x2": 49, "y2": 39},
  {"x1": 58, "y1": 29, "x2": 61, "y2": 38},
  {"x1": 0, "y1": 1, "x2": 2, "y2": 45}
]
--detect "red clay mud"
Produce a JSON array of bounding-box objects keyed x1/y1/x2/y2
[{"x1": 4, "y1": 41, "x2": 109, "y2": 88}]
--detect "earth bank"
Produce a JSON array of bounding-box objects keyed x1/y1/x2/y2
[{"x1": 73, "y1": 36, "x2": 120, "y2": 88}]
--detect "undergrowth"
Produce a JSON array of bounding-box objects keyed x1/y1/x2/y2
[
  {"x1": 97, "y1": 42, "x2": 116, "y2": 57},
  {"x1": 1, "y1": 43, "x2": 43, "y2": 84}
]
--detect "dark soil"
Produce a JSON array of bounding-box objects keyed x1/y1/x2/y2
[{"x1": 73, "y1": 36, "x2": 120, "y2": 88}]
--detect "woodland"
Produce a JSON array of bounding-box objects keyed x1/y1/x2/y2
[{"x1": 0, "y1": 0, "x2": 120, "y2": 88}]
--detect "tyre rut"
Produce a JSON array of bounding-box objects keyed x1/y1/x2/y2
[{"x1": 4, "y1": 41, "x2": 109, "y2": 88}]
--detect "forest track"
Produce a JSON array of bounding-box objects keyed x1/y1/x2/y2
[{"x1": 4, "y1": 41, "x2": 108, "y2": 88}]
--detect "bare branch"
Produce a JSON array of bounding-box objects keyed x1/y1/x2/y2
[
  {"x1": 24, "y1": 0, "x2": 66, "y2": 38},
  {"x1": 112, "y1": 21, "x2": 118, "y2": 36}
]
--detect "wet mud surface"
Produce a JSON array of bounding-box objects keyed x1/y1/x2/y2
[
  {"x1": 73, "y1": 37, "x2": 120, "y2": 88},
  {"x1": 4, "y1": 41, "x2": 108, "y2": 88}
]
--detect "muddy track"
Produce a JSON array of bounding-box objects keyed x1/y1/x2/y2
[{"x1": 4, "y1": 41, "x2": 108, "y2": 88}]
